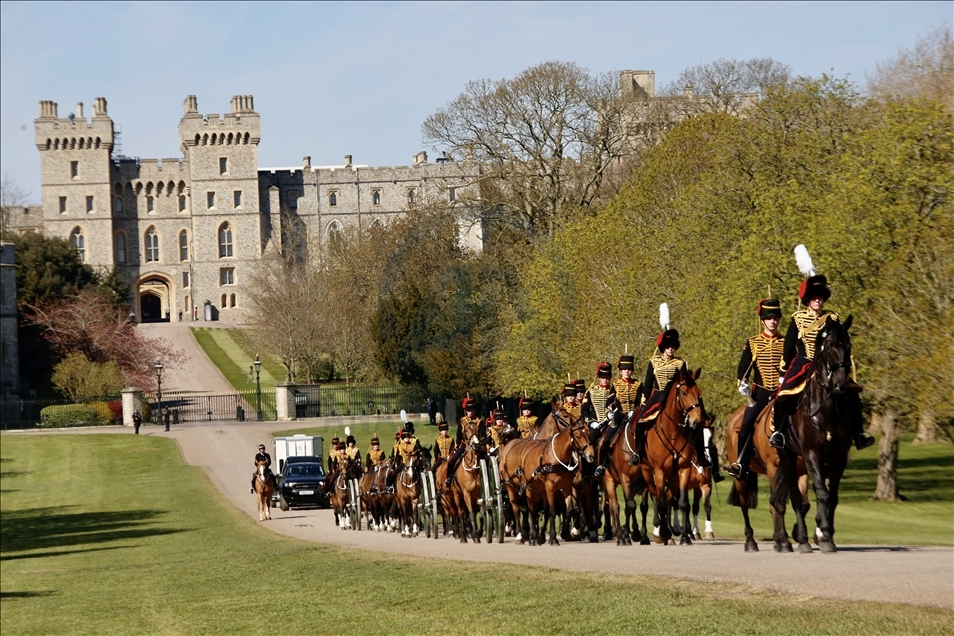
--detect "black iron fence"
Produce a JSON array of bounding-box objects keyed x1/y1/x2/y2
[
  {"x1": 292, "y1": 384, "x2": 427, "y2": 418},
  {"x1": 0, "y1": 396, "x2": 122, "y2": 430},
  {"x1": 146, "y1": 390, "x2": 277, "y2": 423}
]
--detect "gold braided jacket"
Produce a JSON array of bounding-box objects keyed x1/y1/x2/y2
[
  {"x1": 517, "y1": 415, "x2": 538, "y2": 439},
  {"x1": 747, "y1": 333, "x2": 784, "y2": 391},
  {"x1": 586, "y1": 385, "x2": 614, "y2": 421},
  {"x1": 566, "y1": 402, "x2": 582, "y2": 419},
  {"x1": 397, "y1": 437, "x2": 418, "y2": 463},
  {"x1": 435, "y1": 435, "x2": 454, "y2": 458},
  {"x1": 459, "y1": 415, "x2": 483, "y2": 436},
  {"x1": 367, "y1": 448, "x2": 387, "y2": 465},
  {"x1": 613, "y1": 378, "x2": 642, "y2": 412},
  {"x1": 650, "y1": 355, "x2": 685, "y2": 391},
  {"x1": 489, "y1": 425, "x2": 504, "y2": 447},
  {"x1": 793, "y1": 308, "x2": 839, "y2": 360},
  {"x1": 345, "y1": 447, "x2": 360, "y2": 462}
]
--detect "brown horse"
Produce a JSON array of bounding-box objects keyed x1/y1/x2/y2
[
  {"x1": 359, "y1": 460, "x2": 396, "y2": 532},
  {"x1": 499, "y1": 409, "x2": 594, "y2": 546},
  {"x1": 774, "y1": 316, "x2": 856, "y2": 553},
  {"x1": 447, "y1": 431, "x2": 486, "y2": 543},
  {"x1": 434, "y1": 459, "x2": 459, "y2": 537},
  {"x1": 726, "y1": 401, "x2": 808, "y2": 552},
  {"x1": 602, "y1": 415, "x2": 651, "y2": 545},
  {"x1": 330, "y1": 457, "x2": 353, "y2": 529},
  {"x1": 640, "y1": 367, "x2": 707, "y2": 545},
  {"x1": 253, "y1": 458, "x2": 275, "y2": 521},
  {"x1": 394, "y1": 451, "x2": 426, "y2": 537}
]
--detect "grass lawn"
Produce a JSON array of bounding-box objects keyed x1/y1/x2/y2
[
  {"x1": 278, "y1": 424, "x2": 954, "y2": 547},
  {"x1": 2, "y1": 434, "x2": 951, "y2": 635},
  {"x1": 191, "y1": 327, "x2": 282, "y2": 392}
]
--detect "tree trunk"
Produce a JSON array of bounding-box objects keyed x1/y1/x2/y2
[
  {"x1": 872, "y1": 409, "x2": 901, "y2": 502},
  {"x1": 912, "y1": 410, "x2": 938, "y2": 445},
  {"x1": 867, "y1": 411, "x2": 882, "y2": 436}
]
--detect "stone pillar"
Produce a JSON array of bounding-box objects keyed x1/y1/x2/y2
[
  {"x1": 275, "y1": 382, "x2": 296, "y2": 421},
  {"x1": 121, "y1": 387, "x2": 144, "y2": 426}
]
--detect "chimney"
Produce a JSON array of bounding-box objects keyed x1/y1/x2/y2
[
  {"x1": 39, "y1": 100, "x2": 58, "y2": 119},
  {"x1": 76, "y1": 102, "x2": 84, "y2": 119},
  {"x1": 344, "y1": 154, "x2": 352, "y2": 168},
  {"x1": 303, "y1": 156, "x2": 311, "y2": 169},
  {"x1": 413, "y1": 151, "x2": 427, "y2": 166},
  {"x1": 92, "y1": 97, "x2": 108, "y2": 117},
  {"x1": 684, "y1": 83, "x2": 694, "y2": 98},
  {"x1": 184, "y1": 95, "x2": 198, "y2": 115}
]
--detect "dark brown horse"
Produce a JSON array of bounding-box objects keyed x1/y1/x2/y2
[
  {"x1": 253, "y1": 458, "x2": 276, "y2": 521},
  {"x1": 773, "y1": 316, "x2": 856, "y2": 553},
  {"x1": 359, "y1": 459, "x2": 397, "y2": 532},
  {"x1": 395, "y1": 451, "x2": 427, "y2": 537},
  {"x1": 602, "y1": 415, "x2": 651, "y2": 545},
  {"x1": 329, "y1": 457, "x2": 353, "y2": 529},
  {"x1": 499, "y1": 409, "x2": 594, "y2": 545},
  {"x1": 640, "y1": 367, "x2": 707, "y2": 545}
]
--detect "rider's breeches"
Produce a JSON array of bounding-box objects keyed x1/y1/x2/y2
[{"x1": 740, "y1": 388, "x2": 773, "y2": 447}]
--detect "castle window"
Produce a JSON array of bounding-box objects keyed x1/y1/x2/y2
[
  {"x1": 449, "y1": 187, "x2": 456, "y2": 202},
  {"x1": 327, "y1": 220, "x2": 342, "y2": 252},
  {"x1": 287, "y1": 191, "x2": 299, "y2": 211},
  {"x1": 86, "y1": 196, "x2": 94, "y2": 213},
  {"x1": 407, "y1": 189, "x2": 415, "y2": 204},
  {"x1": 59, "y1": 197, "x2": 67, "y2": 214},
  {"x1": 372, "y1": 190, "x2": 381, "y2": 206},
  {"x1": 184, "y1": 295, "x2": 190, "y2": 315},
  {"x1": 182, "y1": 272, "x2": 190, "y2": 288},
  {"x1": 220, "y1": 268, "x2": 234, "y2": 285},
  {"x1": 116, "y1": 233, "x2": 126, "y2": 265},
  {"x1": 71, "y1": 228, "x2": 85, "y2": 261},
  {"x1": 179, "y1": 230, "x2": 189, "y2": 261},
  {"x1": 219, "y1": 157, "x2": 227, "y2": 175},
  {"x1": 218, "y1": 223, "x2": 233, "y2": 258},
  {"x1": 179, "y1": 195, "x2": 186, "y2": 212},
  {"x1": 147, "y1": 196, "x2": 154, "y2": 212},
  {"x1": 207, "y1": 192, "x2": 215, "y2": 209},
  {"x1": 114, "y1": 198, "x2": 123, "y2": 213},
  {"x1": 329, "y1": 191, "x2": 337, "y2": 207},
  {"x1": 145, "y1": 227, "x2": 159, "y2": 262},
  {"x1": 229, "y1": 293, "x2": 236, "y2": 308},
  {"x1": 221, "y1": 294, "x2": 227, "y2": 308},
  {"x1": 233, "y1": 190, "x2": 242, "y2": 208},
  {"x1": 70, "y1": 161, "x2": 78, "y2": 179}
]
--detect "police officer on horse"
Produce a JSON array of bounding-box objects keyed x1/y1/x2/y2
[{"x1": 250, "y1": 443, "x2": 272, "y2": 494}]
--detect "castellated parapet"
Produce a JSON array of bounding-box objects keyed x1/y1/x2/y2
[{"x1": 20, "y1": 94, "x2": 481, "y2": 325}]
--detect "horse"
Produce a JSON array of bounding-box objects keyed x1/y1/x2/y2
[
  {"x1": 726, "y1": 400, "x2": 809, "y2": 552},
  {"x1": 773, "y1": 316, "x2": 856, "y2": 553},
  {"x1": 359, "y1": 460, "x2": 396, "y2": 531},
  {"x1": 394, "y1": 451, "x2": 426, "y2": 537},
  {"x1": 447, "y1": 427, "x2": 487, "y2": 543},
  {"x1": 329, "y1": 457, "x2": 353, "y2": 529},
  {"x1": 640, "y1": 366, "x2": 707, "y2": 546},
  {"x1": 498, "y1": 409, "x2": 594, "y2": 546},
  {"x1": 602, "y1": 413, "x2": 651, "y2": 545},
  {"x1": 253, "y1": 458, "x2": 276, "y2": 521}
]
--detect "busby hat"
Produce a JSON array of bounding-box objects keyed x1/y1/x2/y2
[
  {"x1": 346, "y1": 435, "x2": 356, "y2": 445},
  {"x1": 370, "y1": 435, "x2": 380, "y2": 445},
  {"x1": 618, "y1": 355, "x2": 635, "y2": 371},
  {"x1": 758, "y1": 298, "x2": 782, "y2": 319},
  {"x1": 462, "y1": 397, "x2": 476, "y2": 411},
  {"x1": 403, "y1": 421, "x2": 415, "y2": 435},
  {"x1": 574, "y1": 378, "x2": 586, "y2": 393},
  {"x1": 596, "y1": 362, "x2": 612, "y2": 379},
  {"x1": 438, "y1": 421, "x2": 449, "y2": 431},
  {"x1": 656, "y1": 329, "x2": 680, "y2": 351},
  {"x1": 336, "y1": 441, "x2": 345, "y2": 450},
  {"x1": 798, "y1": 275, "x2": 831, "y2": 302},
  {"x1": 401, "y1": 429, "x2": 411, "y2": 439},
  {"x1": 518, "y1": 396, "x2": 534, "y2": 411},
  {"x1": 330, "y1": 436, "x2": 340, "y2": 444},
  {"x1": 562, "y1": 382, "x2": 578, "y2": 396}
]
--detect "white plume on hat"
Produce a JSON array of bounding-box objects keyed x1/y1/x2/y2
[
  {"x1": 400, "y1": 409, "x2": 408, "y2": 424},
  {"x1": 794, "y1": 244, "x2": 816, "y2": 277},
  {"x1": 344, "y1": 426, "x2": 351, "y2": 437},
  {"x1": 659, "y1": 303, "x2": 671, "y2": 331}
]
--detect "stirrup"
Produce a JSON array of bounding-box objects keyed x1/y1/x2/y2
[
  {"x1": 855, "y1": 432, "x2": 875, "y2": 451},
  {"x1": 593, "y1": 466, "x2": 606, "y2": 479},
  {"x1": 249, "y1": 487, "x2": 254, "y2": 494},
  {"x1": 726, "y1": 462, "x2": 744, "y2": 478},
  {"x1": 769, "y1": 430, "x2": 785, "y2": 449},
  {"x1": 443, "y1": 477, "x2": 453, "y2": 489}
]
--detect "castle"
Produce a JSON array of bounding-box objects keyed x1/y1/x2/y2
[{"x1": 8, "y1": 95, "x2": 480, "y2": 324}]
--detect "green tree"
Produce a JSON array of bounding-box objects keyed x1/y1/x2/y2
[{"x1": 52, "y1": 353, "x2": 125, "y2": 401}]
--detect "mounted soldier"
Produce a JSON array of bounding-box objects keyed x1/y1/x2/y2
[
  {"x1": 249, "y1": 443, "x2": 272, "y2": 494},
  {"x1": 585, "y1": 362, "x2": 618, "y2": 480},
  {"x1": 328, "y1": 436, "x2": 340, "y2": 471},
  {"x1": 516, "y1": 397, "x2": 538, "y2": 439},
  {"x1": 433, "y1": 416, "x2": 455, "y2": 466},
  {"x1": 444, "y1": 397, "x2": 484, "y2": 488},
  {"x1": 344, "y1": 431, "x2": 362, "y2": 475},
  {"x1": 487, "y1": 407, "x2": 507, "y2": 450},
  {"x1": 561, "y1": 380, "x2": 582, "y2": 419},
  {"x1": 366, "y1": 435, "x2": 387, "y2": 470},
  {"x1": 727, "y1": 298, "x2": 784, "y2": 479},
  {"x1": 771, "y1": 245, "x2": 875, "y2": 451},
  {"x1": 396, "y1": 417, "x2": 422, "y2": 465}
]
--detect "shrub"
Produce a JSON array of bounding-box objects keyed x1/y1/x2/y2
[
  {"x1": 38, "y1": 404, "x2": 105, "y2": 428},
  {"x1": 52, "y1": 353, "x2": 125, "y2": 402},
  {"x1": 88, "y1": 401, "x2": 117, "y2": 424},
  {"x1": 107, "y1": 399, "x2": 123, "y2": 423}
]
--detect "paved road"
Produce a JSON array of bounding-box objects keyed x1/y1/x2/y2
[
  {"x1": 136, "y1": 322, "x2": 235, "y2": 393},
  {"x1": 106, "y1": 417, "x2": 953, "y2": 611}
]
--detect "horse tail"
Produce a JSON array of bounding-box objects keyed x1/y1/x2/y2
[{"x1": 768, "y1": 469, "x2": 788, "y2": 509}]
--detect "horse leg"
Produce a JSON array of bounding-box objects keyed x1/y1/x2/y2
[
  {"x1": 770, "y1": 456, "x2": 798, "y2": 552},
  {"x1": 822, "y1": 457, "x2": 847, "y2": 550},
  {"x1": 702, "y1": 484, "x2": 713, "y2": 539},
  {"x1": 805, "y1": 450, "x2": 835, "y2": 553},
  {"x1": 639, "y1": 491, "x2": 651, "y2": 545},
  {"x1": 739, "y1": 481, "x2": 758, "y2": 552},
  {"x1": 678, "y1": 481, "x2": 692, "y2": 546}
]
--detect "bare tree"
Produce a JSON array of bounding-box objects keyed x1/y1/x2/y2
[
  {"x1": 867, "y1": 24, "x2": 954, "y2": 110},
  {"x1": 0, "y1": 174, "x2": 30, "y2": 237},
  {"x1": 423, "y1": 61, "x2": 637, "y2": 238},
  {"x1": 662, "y1": 57, "x2": 790, "y2": 116}
]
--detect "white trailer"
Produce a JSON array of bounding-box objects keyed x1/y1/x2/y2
[{"x1": 274, "y1": 434, "x2": 324, "y2": 472}]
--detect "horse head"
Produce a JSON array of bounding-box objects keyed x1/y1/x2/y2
[
  {"x1": 669, "y1": 367, "x2": 706, "y2": 429},
  {"x1": 814, "y1": 316, "x2": 852, "y2": 395},
  {"x1": 568, "y1": 413, "x2": 595, "y2": 464}
]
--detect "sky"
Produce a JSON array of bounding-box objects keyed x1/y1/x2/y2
[{"x1": 1, "y1": 1, "x2": 950, "y2": 204}]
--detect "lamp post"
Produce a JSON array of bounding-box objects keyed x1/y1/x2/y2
[
  {"x1": 155, "y1": 361, "x2": 165, "y2": 430},
  {"x1": 254, "y1": 354, "x2": 262, "y2": 421}
]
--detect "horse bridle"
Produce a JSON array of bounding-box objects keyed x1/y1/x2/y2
[
  {"x1": 817, "y1": 329, "x2": 850, "y2": 390},
  {"x1": 672, "y1": 382, "x2": 703, "y2": 427}
]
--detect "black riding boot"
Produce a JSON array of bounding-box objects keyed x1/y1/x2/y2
[
  {"x1": 727, "y1": 433, "x2": 752, "y2": 479},
  {"x1": 708, "y1": 438, "x2": 725, "y2": 482},
  {"x1": 593, "y1": 426, "x2": 617, "y2": 480},
  {"x1": 770, "y1": 398, "x2": 788, "y2": 449},
  {"x1": 848, "y1": 391, "x2": 876, "y2": 450}
]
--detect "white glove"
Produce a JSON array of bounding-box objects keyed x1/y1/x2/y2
[
  {"x1": 588, "y1": 419, "x2": 601, "y2": 430},
  {"x1": 738, "y1": 381, "x2": 751, "y2": 397}
]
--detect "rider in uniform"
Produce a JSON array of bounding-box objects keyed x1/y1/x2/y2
[
  {"x1": 585, "y1": 362, "x2": 618, "y2": 480},
  {"x1": 327, "y1": 436, "x2": 340, "y2": 472},
  {"x1": 366, "y1": 436, "x2": 387, "y2": 470},
  {"x1": 727, "y1": 299, "x2": 783, "y2": 479},
  {"x1": 605, "y1": 354, "x2": 643, "y2": 469},
  {"x1": 444, "y1": 397, "x2": 483, "y2": 487},
  {"x1": 397, "y1": 426, "x2": 421, "y2": 465},
  {"x1": 516, "y1": 397, "x2": 538, "y2": 439},
  {"x1": 344, "y1": 435, "x2": 362, "y2": 475},
  {"x1": 561, "y1": 381, "x2": 583, "y2": 419},
  {"x1": 434, "y1": 419, "x2": 455, "y2": 466},
  {"x1": 250, "y1": 443, "x2": 272, "y2": 494},
  {"x1": 487, "y1": 408, "x2": 507, "y2": 449},
  {"x1": 771, "y1": 272, "x2": 875, "y2": 450}
]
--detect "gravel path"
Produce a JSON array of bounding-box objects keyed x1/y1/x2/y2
[{"x1": 122, "y1": 417, "x2": 953, "y2": 611}]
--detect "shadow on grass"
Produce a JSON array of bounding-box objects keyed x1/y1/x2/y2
[
  {"x1": 0, "y1": 545, "x2": 131, "y2": 562},
  {"x1": 0, "y1": 591, "x2": 56, "y2": 599},
  {"x1": 0, "y1": 506, "x2": 186, "y2": 557}
]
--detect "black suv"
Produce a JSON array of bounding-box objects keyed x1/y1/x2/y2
[{"x1": 275, "y1": 457, "x2": 328, "y2": 510}]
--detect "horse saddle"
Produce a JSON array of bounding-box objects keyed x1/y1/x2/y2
[{"x1": 637, "y1": 403, "x2": 661, "y2": 424}]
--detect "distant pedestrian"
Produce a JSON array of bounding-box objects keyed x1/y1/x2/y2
[
  {"x1": 178, "y1": 309, "x2": 183, "y2": 322},
  {"x1": 163, "y1": 408, "x2": 171, "y2": 432},
  {"x1": 132, "y1": 410, "x2": 142, "y2": 434},
  {"x1": 426, "y1": 397, "x2": 437, "y2": 426}
]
